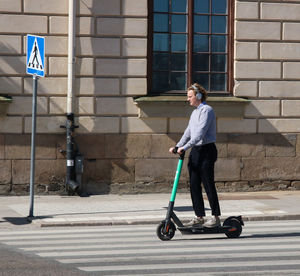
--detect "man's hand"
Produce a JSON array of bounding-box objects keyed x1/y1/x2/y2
[
  {"x1": 177, "y1": 147, "x2": 185, "y2": 154},
  {"x1": 169, "y1": 147, "x2": 175, "y2": 154}
]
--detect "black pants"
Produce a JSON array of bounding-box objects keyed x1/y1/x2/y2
[{"x1": 188, "y1": 143, "x2": 221, "y2": 217}]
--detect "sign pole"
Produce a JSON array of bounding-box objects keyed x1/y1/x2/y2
[
  {"x1": 29, "y1": 74, "x2": 38, "y2": 218},
  {"x1": 26, "y1": 34, "x2": 44, "y2": 218}
]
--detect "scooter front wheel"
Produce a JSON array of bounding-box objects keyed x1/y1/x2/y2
[{"x1": 156, "y1": 220, "x2": 176, "y2": 241}]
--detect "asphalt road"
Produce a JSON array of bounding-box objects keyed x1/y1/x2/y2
[
  {"x1": 0, "y1": 221, "x2": 300, "y2": 275},
  {"x1": 0, "y1": 243, "x2": 85, "y2": 276}
]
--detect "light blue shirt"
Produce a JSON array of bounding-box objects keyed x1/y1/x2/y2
[{"x1": 176, "y1": 102, "x2": 216, "y2": 151}]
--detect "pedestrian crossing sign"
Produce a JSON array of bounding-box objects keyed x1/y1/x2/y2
[{"x1": 26, "y1": 34, "x2": 45, "y2": 77}]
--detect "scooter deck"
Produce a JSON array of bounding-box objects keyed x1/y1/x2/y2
[{"x1": 178, "y1": 225, "x2": 230, "y2": 235}]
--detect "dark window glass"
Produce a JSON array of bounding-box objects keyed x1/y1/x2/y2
[
  {"x1": 171, "y1": 15, "x2": 187, "y2": 33},
  {"x1": 211, "y1": 73, "x2": 226, "y2": 91},
  {"x1": 193, "y1": 54, "x2": 209, "y2": 71},
  {"x1": 194, "y1": 35, "x2": 209, "y2": 52},
  {"x1": 212, "y1": 0, "x2": 227, "y2": 14},
  {"x1": 154, "y1": 0, "x2": 168, "y2": 12},
  {"x1": 153, "y1": 72, "x2": 169, "y2": 92},
  {"x1": 194, "y1": 15, "x2": 209, "y2": 33},
  {"x1": 153, "y1": 53, "x2": 169, "y2": 71},
  {"x1": 172, "y1": 0, "x2": 187, "y2": 13},
  {"x1": 153, "y1": 33, "x2": 169, "y2": 52},
  {"x1": 171, "y1": 72, "x2": 186, "y2": 90},
  {"x1": 194, "y1": 0, "x2": 209, "y2": 13},
  {"x1": 151, "y1": 0, "x2": 230, "y2": 93},
  {"x1": 171, "y1": 53, "x2": 187, "y2": 71},
  {"x1": 154, "y1": 14, "x2": 169, "y2": 32},
  {"x1": 211, "y1": 35, "x2": 226, "y2": 52},
  {"x1": 171, "y1": 34, "x2": 187, "y2": 52},
  {"x1": 193, "y1": 73, "x2": 209, "y2": 90},
  {"x1": 211, "y1": 54, "x2": 226, "y2": 72},
  {"x1": 212, "y1": 16, "x2": 227, "y2": 33}
]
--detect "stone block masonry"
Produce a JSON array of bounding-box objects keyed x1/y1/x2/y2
[
  {"x1": 234, "y1": 0, "x2": 300, "y2": 136},
  {"x1": 1, "y1": 0, "x2": 300, "y2": 194},
  {"x1": 0, "y1": 0, "x2": 148, "y2": 137},
  {"x1": 0, "y1": 133, "x2": 300, "y2": 195}
]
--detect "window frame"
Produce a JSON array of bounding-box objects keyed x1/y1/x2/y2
[{"x1": 147, "y1": 0, "x2": 234, "y2": 95}]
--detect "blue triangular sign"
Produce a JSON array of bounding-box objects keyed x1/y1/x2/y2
[{"x1": 26, "y1": 35, "x2": 45, "y2": 77}]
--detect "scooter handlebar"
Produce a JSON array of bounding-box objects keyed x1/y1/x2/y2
[{"x1": 172, "y1": 147, "x2": 185, "y2": 159}]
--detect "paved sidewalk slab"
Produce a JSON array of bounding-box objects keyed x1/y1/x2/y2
[{"x1": 0, "y1": 191, "x2": 300, "y2": 227}]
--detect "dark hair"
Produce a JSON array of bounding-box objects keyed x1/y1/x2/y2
[{"x1": 188, "y1": 83, "x2": 207, "y2": 102}]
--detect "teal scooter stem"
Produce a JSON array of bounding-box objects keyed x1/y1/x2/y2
[
  {"x1": 170, "y1": 151, "x2": 184, "y2": 202},
  {"x1": 163, "y1": 148, "x2": 185, "y2": 234}
]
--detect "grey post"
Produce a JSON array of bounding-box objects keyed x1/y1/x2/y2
[{"x1": 29, "y1": 74, "x2": 38, "y2": 218}]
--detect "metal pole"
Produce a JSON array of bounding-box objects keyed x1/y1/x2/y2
[
  {"x1": 29, "y1": 74, "x2": 38, "y2": 218},
  {"x1": 67, "y1": 0, "x2": 76, "y2": 114}
]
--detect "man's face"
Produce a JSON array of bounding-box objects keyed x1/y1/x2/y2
[{"x1": 187, "y1": 89, "x2": 199, "y2": 107}]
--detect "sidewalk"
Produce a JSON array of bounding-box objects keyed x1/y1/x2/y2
[{"x1": 1, "y1": 191, "x2": 300, "y2": 227}]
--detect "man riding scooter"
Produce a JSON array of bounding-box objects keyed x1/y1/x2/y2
[{"x1": 169, "y1": 83, "x2": 221, "y2": 228}]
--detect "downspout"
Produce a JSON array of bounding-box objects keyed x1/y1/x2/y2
[
  {"x1": 64, "y1": 0, "x2": 79, "y2": 193},
  {"x1": 67, "y1": 0, "x2": 76, "y2": 114}
]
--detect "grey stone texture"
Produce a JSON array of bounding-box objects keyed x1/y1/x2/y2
[
  {"x1": 0, "y1": 134, "x2": 4, "y2": 159},
  {"x1": 0, "y1": 133, "x2": 299, "y2": 195}
]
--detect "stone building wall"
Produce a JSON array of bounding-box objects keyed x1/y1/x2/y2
[
  {"x1": 0, "y1": 0, "x2": 148, "y2": 134},
  {"x1": 1, "y1": 132, "x2": 300, "y2": 195},
  {"x1": 1, "y1": 0, "x2": 300, "y2": 195},
  {"x1": 234, "y1": 0, "x2": 300, "y2": 132}
]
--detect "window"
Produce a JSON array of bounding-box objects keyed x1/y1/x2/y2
[{"x1": 148, "y1": 0, "x2": 233, "y2": 94}]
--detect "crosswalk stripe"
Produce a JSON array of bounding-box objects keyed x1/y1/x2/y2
[
  {"x1": 4, "y1": 236, "x2": 155, "y2": 245},
  {"x1": 3, "y1": 233, "x2": 298, "y2": 246},
  {"x1": 78, "y1": 260, "x2": 300, "y2": 272},
  {"x1": 19, "y1": 239, "x2": 300, "y2": 251},
  {"x1": 106, "y1": 270, "x2": 300, "y2": 276},
  {"x1": 57, "y1": 251, "x2": 300, "y2": 264},
  {"x1": 243, "y1": 226, "x2": 300, "y2": 232},
  {"x1": 0, "y1": 231, "x2": 155, "y2": 241},
  {"x1": 36, "y1": 243, "x2": 300, "y2": 257},
  {"x1": 0, "y1": 225, "x2": 153, "y2": 236},
  {"x1": 21, "y1": 244, "x2": 300, "y2": 253}
]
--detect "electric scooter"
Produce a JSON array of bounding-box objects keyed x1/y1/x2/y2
[{"x1": 156, "y1": 147, "x2": 244, "y2": 241}]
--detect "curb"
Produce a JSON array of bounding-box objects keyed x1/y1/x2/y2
[{"x1": 37, "y1": 214, "x2": 300, "y2": 228}]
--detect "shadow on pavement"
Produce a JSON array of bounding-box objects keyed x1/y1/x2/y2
[
  {"x1": 173, "y1": 232, "x2": 300, "y2": 242},
  {"x1": 247, "y1": 232, "x2": 300, "y2": 238},
  {"x1": 1, "y1": 216, "x2": 52, "y2": 225}
]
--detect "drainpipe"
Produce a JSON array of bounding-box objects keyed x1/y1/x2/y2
[
  {"x1": 64, "y1": 0, "x2": 79, "y2": 193},
  {"x1": 67, "y1": 0, "x2": 76, "y2": 115}
]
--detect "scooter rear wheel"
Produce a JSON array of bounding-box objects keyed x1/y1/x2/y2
[
  {"x1": 156, "y1": 221, "x2": 176, "y2": 241},
  {"x1": 223, "y1": 217, "x2": 242, "y2": 238}
]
